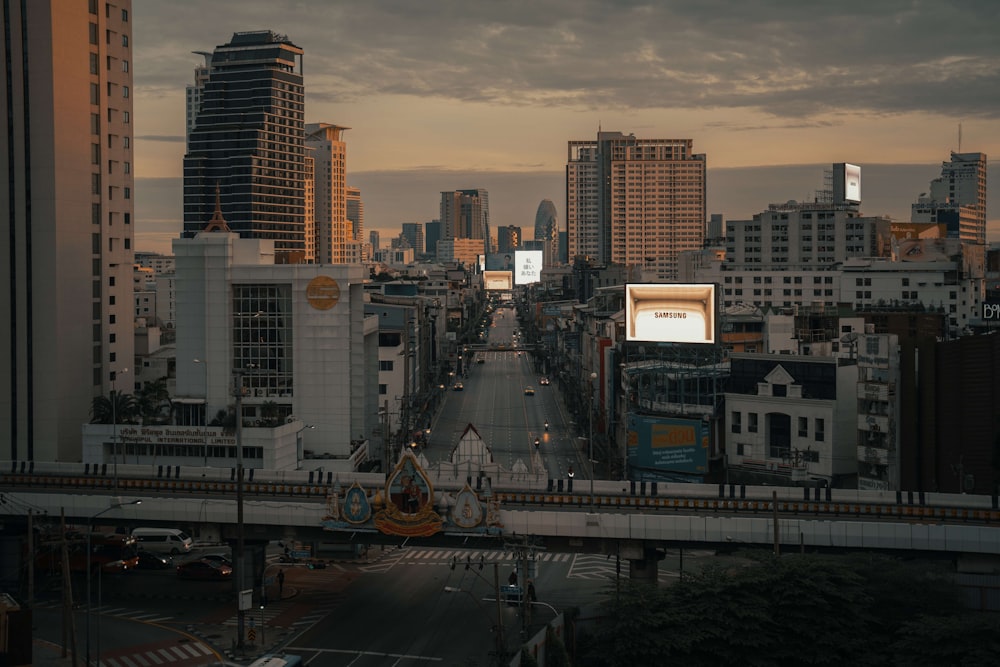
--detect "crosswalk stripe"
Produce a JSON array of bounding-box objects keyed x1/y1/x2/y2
[
  {"x1": 131, "y1": 652, "x2": 151, "y2": 667},
  {"x1": 119, "y1": 655, "x2": 140, "y2": 667},
  {"x1": 156, "y1": 648, "x2": 174, "y2": 661},
  {"x1": 143, "y1": 650, "x2": 165, "y2": 665},
  {"x1": 168, "y1": 646, "x2": 188, "y2": 659}
]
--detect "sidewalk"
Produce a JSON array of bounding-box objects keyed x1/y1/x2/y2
[{"x1": 30, "y1": 570, "x2": 307, "y2": 667}]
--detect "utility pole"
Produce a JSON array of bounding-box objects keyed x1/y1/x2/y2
[
  {"x1": 492, "y1": 562, "x2": 505, "y2": 665},
  {"x1": 772, "y1": 490, "x2": 780, "y2": 556},
  {"x1": 59, "y1": 510, "x2": 77, "y2": 666},
  {"x1": 234, "y1": 369, "x2": 246, "y2": 653}
]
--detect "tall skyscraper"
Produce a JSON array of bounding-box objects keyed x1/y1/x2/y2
[
  {"x1": 425, "y1": 220, "x2": 442, "y2": 256},
  {"x1": 567, "y1": 131, "x2": 706, "y2": 282},
  {"x1": 369, "y1": 230, "x2": 381, "y2": 251},
  {"x1": 497, "y1": 226, "x2": 521, "y2": 254},
  {"x1": 2, "y1": 0, "x2": 135, "y2": 461},
  {"x1": 347, "y1": 186, "x2": 364, "y2": 241},
  {"x1": 183, "y1": 31, "x2": 307, "y2": 260},
  {"x1": 534, "y1": 199, "x2": 559, "y2": 267},
  {"x1": 400, "y1": 223, "x2": 425, "y2": 256},
  {"x1": 440, "y1": 189, "x2": 490, "y2": 255},
  {"x1": 306, "y1": 123, "x2": 350, "y2": 264},
  {"x1": 185, "y1": 51, "x2": 212, "y2": 146}
]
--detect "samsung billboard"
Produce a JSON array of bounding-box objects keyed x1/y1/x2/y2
[
  {"x1": 626, "y1": 414, "x2": 708, "y2": 476},
  {"x1": 625, "y1": 283, "x2": 716, "y2": 344},
  {"x1": 483, "y1": 271, "x2": 512, "y2": 291}
]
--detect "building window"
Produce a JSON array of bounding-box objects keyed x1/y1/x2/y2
[
  {"x1": 736, "y1": 443, "x2": 747, "y2": 456},
  {"x1": 124, "y1": 187, "x2": 131, "y2": 199},
  {"x1": 378, "y1": 384, "x2": 387, "y2": 395},
  {"x1": 122, "y1": 8, "x2": 129, "y2": 21},
  {"x1": 798, "y1": 416, "x2": 808, "y2": 437},
  {"x1": 122, "y1": 60, "x2": 129, "y2": 73},
  {"x1": 731, "y1": 411, "x2": 741, "y2": 434},
  {"x1": 772, "y1": 384, "x2": 786, "y2": 397},
  {"x1": 122, "y1": 34, "x2": 129, "y2": 47},
  {"x1": 815, "y1": 418, "x2": 825, "y2": 442},
  {"x1": 379, "y1": 360, "x2": 394, "y2": 371},
  {"x1": 89, "y1": 23, "x2": 98, "y2": 45},
  {"x1": 748, "y1": 412, "x2": 758, "y2": 433},
  {"x1": 122, "y1": 86, "x2": 129, "y2": 98}
]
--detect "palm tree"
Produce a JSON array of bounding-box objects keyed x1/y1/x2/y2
[
  {"x1": 136, "y1": 376, "x2": 172, "y2": 425},
  {"x1": 90, "y1": 390, "x2": 139, "y2": 424},
  {"x1": 260, "y1": 400, "x2": 281, "y2": 427}
]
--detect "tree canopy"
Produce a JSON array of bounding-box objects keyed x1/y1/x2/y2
[{"x1": 577, "y1": 551, "x2": 999, "y2": 667}]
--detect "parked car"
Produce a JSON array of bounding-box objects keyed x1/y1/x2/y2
[
  {"x1": 136, "y1": 550, "x2": 173, "y2": 570},
  {"x1": 176, "y1": 558, "x2": 232, "y2": 580}
]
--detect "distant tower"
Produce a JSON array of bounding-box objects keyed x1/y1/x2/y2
[
  {"x1": 497, "y1": 226, "x2": 521, "y2": 254},
  {"x1": 440, "y1": 189, "x2": 490, "y2": 256},
  {"x1": 425, "y1": 220, "x2": 442, "y2": 256},
  {"x1": 533, "y1": 200, "x2": 559, "y2": 267},
  {"x1": 347, "y1": 186, "x2": 364, "y2": 241},
  {"x1": 567, "y1": 131, "x2": 706, "y2": 281},
  {"x1": 185, "y1": 51, "x2": 212, "y2": 147},
  {"x1": 369, "y1": 230, "x2": 381, "y2": 251},
  {"x1": 183, "y1": 31, "x2": 307, "y2": 260},
  {"x1": 401, "y1": 223, "x2": 425, "y2": 256},
  {"x1": 306, "y1": 123, "x2": 350, "y2": 264}
]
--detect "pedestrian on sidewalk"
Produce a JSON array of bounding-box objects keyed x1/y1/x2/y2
[{"x1": 277, "y1": 568, "x2": 285, "y2": 598}]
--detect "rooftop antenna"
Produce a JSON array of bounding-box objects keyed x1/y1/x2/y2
[{"x1": 958, "y1": 122, "x2": 962, "y2": 153}]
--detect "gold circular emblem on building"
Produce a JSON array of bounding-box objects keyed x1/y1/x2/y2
[{"x1": 306, "y1": 275, "x2": 341, "y2": 310}]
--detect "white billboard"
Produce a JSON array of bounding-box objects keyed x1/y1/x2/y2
[
  {"x1": 514, "y1": 250, "x2": 542, "y2": 285},
  {"x1": 483, "y1": 271, "x2": 512, "y2": 291},
  {"x1": 625, "y1": 284, "x2": 716, "y2": 344}
]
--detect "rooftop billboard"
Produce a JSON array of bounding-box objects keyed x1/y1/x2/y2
[
  {"x1": 483, "y1": 271, "x2": 512, "y2": 291},
  {"x1": 626, "y1": 414, "x2": 708, "y2": 476},
  {"x1": 514, "y1": 250, "x2": 542, "y2": 285},
  {"x1": 625, "y1": 283, "x2": 716, "y2": 344}
]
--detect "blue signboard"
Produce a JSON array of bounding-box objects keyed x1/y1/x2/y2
[{"x1": 626, "y1": 414, "x2": 708, "y2": 475}]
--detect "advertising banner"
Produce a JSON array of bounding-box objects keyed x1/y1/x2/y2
[
  {"x1": 626, "y1": 414, "x2": 708, "y2": 475},
  {"x1": 625, "y1": 283, "x2": 716, "y2": 343},
  {"x1": 514, "y1": 250, "x2": 542, "y2": 285}
]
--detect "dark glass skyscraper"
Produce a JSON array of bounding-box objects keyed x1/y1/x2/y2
[{"x1": 183, "y1": 31, "x2": 306, "y2": 259}]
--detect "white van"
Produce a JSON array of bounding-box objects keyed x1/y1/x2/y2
[{"x1": 131, "y1": 527, "x2": 194, "y2": 555}]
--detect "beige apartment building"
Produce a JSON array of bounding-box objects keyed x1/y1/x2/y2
[
  {"x1": 1, "y1": 0, "x2": 135, "y2": 461},
  {"x1": 567, "y1": 132, "x2": 706, "y2": 282}
]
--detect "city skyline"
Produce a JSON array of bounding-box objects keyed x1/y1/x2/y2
[{"x1": 132, "y1": 0, "x2": 1000, "y2": 254}]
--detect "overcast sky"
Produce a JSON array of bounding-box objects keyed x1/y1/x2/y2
[{"x1": 131, "y1": 0, "x2": 1000, "y2": 253}]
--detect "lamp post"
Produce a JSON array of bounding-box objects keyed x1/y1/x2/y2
[
  {"x1": 86, "y1": 499, "x2": 141, "y2": 666},
  {"x1": 111, "y1": 367, "x2": 129, "y2": 498},
  {"x1": 233, "y1": 368, "x2": 247, "y2": 654},
  {"x1": 589, "y1": 371, "x2": 597, "y2": 507},
  {"x1": 194, "y1": 359, "x2": 208, "y2": 465}
]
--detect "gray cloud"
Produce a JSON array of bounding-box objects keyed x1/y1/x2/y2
[{"x1": 134, "y1": 0, "x2": 1000, "y2": 119}]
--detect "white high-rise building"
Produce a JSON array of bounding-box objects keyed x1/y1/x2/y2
[{"x1": 1, "y1": 0, "x2": 135, "y2": 462}]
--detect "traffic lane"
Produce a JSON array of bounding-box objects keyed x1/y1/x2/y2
[{"x1": 289, "y1": 561, "x2": 508, "y2": 665}]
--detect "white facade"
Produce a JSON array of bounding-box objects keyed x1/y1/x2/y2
[
  {"x1": 725, "y1": 355, "x2": 858, "y2": 486},
  {"x1": 855, "y1": 333, "x2": 901, "y2": 490},
  {"x1": 170, "y1": 231, "x2": 374, "y2": 471},
  {"x1": 305, "y1": 123, "x2": 350, "y2": 264}
]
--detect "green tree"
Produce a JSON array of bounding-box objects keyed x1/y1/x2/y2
[
  {"x1": 577, "y1": 553, "x2": 983, "y2": 667},
  {"x1": 260, "y1": 400, "x2": 281, "y2": 427},
  {"x1": 90, "y1": 390, "x2": 139, "y2": 425},
  {"x1": 136, "y1": 376, "x2": 171, "y2": 425}
]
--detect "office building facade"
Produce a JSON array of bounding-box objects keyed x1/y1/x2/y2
[
  {"x1": 305, "y1": 123, "x2": 350, "y2": 264},
  {"x1": 183, "y1": 31, "x2": 307, "y2": 259},
  {"x1": 567, "y1": 132, "x2": 706, "y2": 282},
  {"x1": 347, "y1": 186, "x2": 364, "y2": 242},
  {"x1": 1, "y1": 0, "x2": 135, "y2": 461},
  {"x1": 440, "y1": 189, "x2": 490, "y2": 255}
]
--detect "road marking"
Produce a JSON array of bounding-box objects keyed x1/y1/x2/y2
[{"x1": 286, "y1": 646, "x2": 443, "y2": 661}]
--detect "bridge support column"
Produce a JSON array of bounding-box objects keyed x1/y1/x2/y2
[{"x1": 619, "y1": 541, "x2": 664, "y2": 584}]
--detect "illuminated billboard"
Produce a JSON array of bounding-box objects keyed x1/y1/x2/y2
[
  {"x1": 485, "y1": 253, "x2": 516, "y2": 271},
  {"x1": 483, "y1": 271, "x2": 512, "y2": 291},
  {"x1": 514, "y1": 250, "x2": 542, "y2": 285},
  {"x1": 625, "y1": 283, "x2": 716, "y2": 344},
  {"x1": 834, "y1": 162, "x2": 861, "y2": 204},
  {"x1": 626, "y1": 414, "x2": 708, "y2": 476}
]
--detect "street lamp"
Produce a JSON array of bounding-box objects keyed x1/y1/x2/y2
[
  {"x1": 111, "y1": 367, "x2": 129, "y2": 498},
  {"x1": 86, "y1": 499, "x2": 141, "y2": 666},
  {"x1": 589, "y1": 371, "x2": 597, "y2": 507},
  {"x1": 194, "y1": 359, "x2": 208, "y2": 465}
]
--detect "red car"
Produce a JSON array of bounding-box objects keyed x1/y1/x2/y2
[{"x1": 176, "y1": 558, "x2": 232, "y2": 580}]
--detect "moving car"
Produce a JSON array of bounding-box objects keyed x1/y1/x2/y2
[
  {"x1": 201, "y1": 553, "x2": 233, "y2": 568},
  {"x1": 177, "y1": 558, "x2": 232, "y2": 580},
  {"x1": 524, "y1": 386, "x2": 535, "y2": 396},
  {"x1": 131, "y1": 527, "x2": 194, "y2": 555},
  {"x1": 453, "y1": 382, "x2": 464, "y2": 391},
  {"x1": 539, "y1": 377, "x2": 550, "y2": 386},
  {"x1": 136, "y1": 550, "x2": 173, "y2": 570}
]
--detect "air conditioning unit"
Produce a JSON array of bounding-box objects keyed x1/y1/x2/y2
[{"x1": 255, "y1": 388, "x2": 265, "y2": 397}]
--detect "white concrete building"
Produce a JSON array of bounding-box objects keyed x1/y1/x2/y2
[{"x1": 164, "y1": 230, "x2": 375, "y2": 471}]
